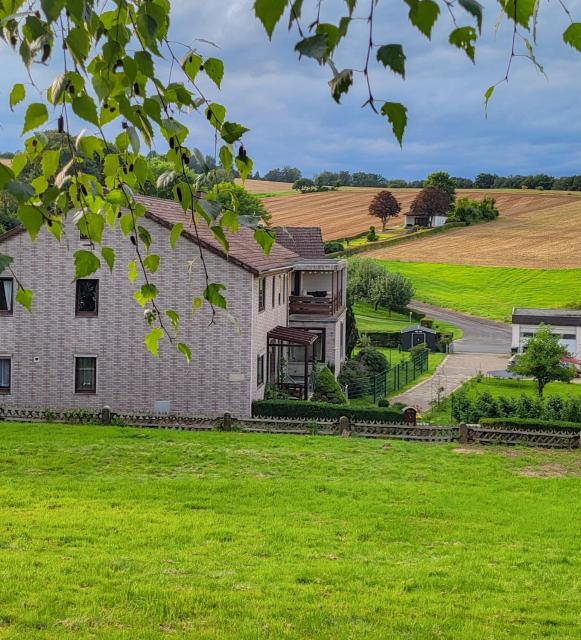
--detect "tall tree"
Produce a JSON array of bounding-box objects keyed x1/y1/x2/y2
[
  {"x1": 368, "y1": 190, "x2": 401, "y2": 231},
  {"x1": 425, "y1": 171, "x2": 456, "y2": 205},
  {"x1": 513, "y1": 326, "x2": 575, "y2": 397},
  {"x1": 409, "y1": 187, "x2": 451, "y2": 220}
]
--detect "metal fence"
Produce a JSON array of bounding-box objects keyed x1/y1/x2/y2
[{"x1": 346, "y1": 350, "x2": 429, "y2": 401}]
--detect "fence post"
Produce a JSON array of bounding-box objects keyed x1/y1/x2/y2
[
  {"x1": 459, "y1": 422, "x2": 468, "y2": 445},
  {"x1": 339, "y1": 415, "x2": 351, "y2": 437},
  {"x1": 101, "y1": 406, "x2": 111, "y2": 425},
  {"x1": 223, "y1": 411, "x2": 232, "y2": 432}
]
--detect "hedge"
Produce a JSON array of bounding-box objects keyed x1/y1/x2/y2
[
  {"x1": 480, "y1": 418, "x2": 581, "y2": 433},
  {"x1": 252, "y1": 400, "x2": 405, "y2": 423},
  {"x1": 363, "y1": 331, "x2": 401, "y2": 348}
]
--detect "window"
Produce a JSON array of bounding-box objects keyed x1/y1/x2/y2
[
  {"x1": 75, "y1": 357, "x2": 96, "y2": 394},
  {"x1": 257, "y1": 354, "x2": 265, "y2": 387},
  {"x1": 271, "y1": 277, "x2": 276, "y2": 307},
  {"x1": 0, "y1": 278, "x2": 13, "y2": 314},
  {"x1": 258, "y1": 278, "x2": 265, "y2": 312},
  {"x1": 302, "y1": 328, "x2": 326, "y2": 362},
  {"x1": 76, "y1": 280, "x2": 99, "y2": 316},
  {"x1": 278, "y1": 276, "x2": 282, "y2": 305},
  {"x1": 0, "y1": 358, "x2": 10, "y2": 393},
  {"x1": 340, "y1": 321, "x2": 345, "y2": 360}
]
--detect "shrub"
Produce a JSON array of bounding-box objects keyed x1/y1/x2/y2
[
  {"x1": 420, "y1": 317, "x2": 434, "y2": 329},
  {"x1": 337, "y1": 359, "x2": 369, "y2": 388},
  {"x1": 324, "y1": 240, "x2": 345, "y2": 254},
  {"x1": 252, "y1": 400, "x2": 404, "y2": 423},
  {"x1": 377, "y1": 398, "x2": 390, "y2": 408},
  {"x1": 363, "y1": 331, "x2": 401, "y2": 348},
  {"x1": 410, "y1": 342, "x2": 428, "y2": 357},
  {"x1": 480, "y1": 418, "x2": 581, "y2": 433},
  {"x1": 356, "y1": 347, "x2": 389, "y2": 374},
  {"x1": 311, "y1": 367, "x2": 347, "y2": 404},
  {"x1": 366, "y1": 225, "x2": 378, "y2": 242}
]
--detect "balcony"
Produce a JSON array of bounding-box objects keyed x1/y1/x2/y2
[{"x1": 289, "y1": 295, "x2": 339, "y2": 316}]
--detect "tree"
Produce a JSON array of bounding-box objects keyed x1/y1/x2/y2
[
  {"x1": 345, "y1": 297, "x2": 359, "y2": 359},
  {"x1": 347, "y1": 258, "x2": 386, "y2": 303},
  {"x1": 450, "y1": 197, "x2": 499, "y2": 224},
  {"x1": 312, "y1": 366, "x2": 347, "y2": 404},
  {"x1": 474, "y1": 173, "x2": 498, "y2": 189},
  {"x1": 368, "y1": 190, "x2": 401, "y2": 231},
  {"x1": 263, "y1": 167, "x2": 302, "y2": 183},
  {"x1": 409, "y1": 187, "x2": 451, "y2": 220},
  {"x1": 370, "y1": 271, "x2": 414, "y2": 315},
  {"x1": 209, "y1": 183, "x2": 271, "y2": 224},
  {"x1": 512, "y1": 325, "x2": 575, "y2": 397},
  {"x1": 293, "y1": 178, "x2": 316, "y2": 193},
  {"x1": 425, "y1": 171, "x2": 455, "y2": 205}
]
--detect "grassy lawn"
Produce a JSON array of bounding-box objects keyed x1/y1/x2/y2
[
  {"x1": 354, "y1": 301, "x2": 462, "y2": 339},
  {"x1": 375, "y1": 261, "x2": 581, "y2": 322},
  {"x1": 426, "y1": 376, "x2": 581, "y2": 424},
  {"x1": 0, "y1": 423, "x2": 579, "y2": 639}
]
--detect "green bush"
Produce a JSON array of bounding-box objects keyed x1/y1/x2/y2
[
  {"x1": 311, "y1": 367, "x2": 347, "y2": 404},
  {"x1": 337, "y1": 359, "x2": 369, "y2": 388},
  {"x1": 363, "y1": 331, "x2": 401, "y2": 348},
  {"x1": 410, "y1": 342, "x2": 428, "y2": 357},
  {"x1": 377, "y1": 398, "x2": 390, "y2": 408},
  {"x1": 356, "y1": 347, "x2": 389, "y2": 374},
  {"x1": 253, "y1": 400, "x2": 404, "y2": 423},
  {"x1": 480, "y1": 418, "x2": 581, "y2": 433},
  {"x1": 420, "y1": 317, "x2": 434, "y2": 329},
  {"x1": 366, "y1": 225, "x2": 378, "y2": 242},
  {"x1": 324, "y1": 240, "x2": 345, "y2": 254}
]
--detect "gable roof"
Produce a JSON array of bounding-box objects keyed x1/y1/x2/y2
[
  {"x1": 401, "y1": 326, "x2": 437, "y2": 335},
  {"x1": 273, "y1": 226, "x2": 325, "y2": 259},
  {"x1": 0, "y1": 194, "x2": 301, "y2": 276}
]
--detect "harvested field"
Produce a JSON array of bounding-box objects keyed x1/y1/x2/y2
[
  {"x1": 263, "y1": 188, "x2": 581, "y2": 245},
  {"x1": 235, "y1": 178, "x2": 294, "y2": 193},
  {"x1": 367, "y1": 196, "x2": 581, "y2": 269}
]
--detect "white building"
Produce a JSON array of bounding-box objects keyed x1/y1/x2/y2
[{"x1": 511, "y1": 308, "x2": 581, "y2": 357}]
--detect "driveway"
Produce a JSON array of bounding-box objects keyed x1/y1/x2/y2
[
  {"x1": 409, "y1": 301, "x2": 512, "y2": 354},
  {"x1": 393, "y1": 353, "x2": 510, "y2": 412}
]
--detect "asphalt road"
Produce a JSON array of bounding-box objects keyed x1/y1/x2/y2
[{"x1": 409, "y1": 301, "x2": 512, "y2": 354}]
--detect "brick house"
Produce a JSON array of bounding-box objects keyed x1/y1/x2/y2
[{"x1": 0, "y1": 195, "x2": 347, "y2": 417}]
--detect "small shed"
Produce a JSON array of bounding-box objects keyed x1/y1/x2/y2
[{"x1": 400, "y1": 326, "x2": 438, "y2": 352}]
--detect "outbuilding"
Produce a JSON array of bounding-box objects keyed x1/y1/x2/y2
[
  {"x1": 400, "y1": 326, "x2": 438, "y2": 352},
  {"x1": 511, "y1": 308, "x2": 581, "y2": 356}
]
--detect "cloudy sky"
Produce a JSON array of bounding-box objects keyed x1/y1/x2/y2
[{"x1": 1, "y1": 0, "x2": 581, "y2": 180}]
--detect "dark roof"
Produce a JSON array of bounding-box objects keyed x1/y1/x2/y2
[
  {"x1": 512, "y1": 308, "x2": 581, "y2": 327},
  {"x1": 138, "y1": 195, "x2": 300, "y2": 275},
  {"x1": 273, "y1": 227, "x2": 325, "y2": 259},
  {"x1": 400, "y1": 326, "x2": 437, "y2": 335},
  {"x1": 0, "y1": 195, "x2": 301, "y2": 276},
  {"x1": 268, "y1": 326, "x2": 319, "y2": 345}
]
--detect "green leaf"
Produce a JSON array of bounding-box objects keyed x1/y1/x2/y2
[
  {"x1": 101, "y1": 247, "x2": 115, "y2": 272},
  {"x1": 204, "y1": 57, "x2": 224, "y2": 88},
  {"x1": 0, "y1": 254, "x2": 13, "y2": 274},
  {"x1": 9, "y1": 84, "x2": 25, "y2": 111},
  {"x1": 6, "y1": 180, "x2": 34, "y2": 202},
  {"x1": 182, "y1": 51, "x2": 202, "y2": 82},
  {"x1": 221, "y1": 121, "x2": 250, "y2": 144},
  {"x1": 41, "y1": 150, "x2": 60, "y2": 178},
  {"x1": 204, "y1": 283, "x2": 227, "y2": 310},
  {"x1": 135, "y1": 51, "x2": 155, "y2": 78},
  {"x1": 66, "y1": 26, "x2": 90, "y2": 64},
  {"x1": 458, "y1": 0, "x2": 483, "y2": 33},
  {"x1": 563, "y1": 23, "x2": 581, "y2": 52},
  {"x1": 41, "y1": 0, "x2": 65, "y2": 22},
  {"x1": 74, "y1": 250, "x2": 100, "y2": 279},
  {"x1": 254, "y1": 0, "x2": 287, "y2": 39},
  {"x1": 15, "y1": 288, "x2": 33, "y2": 313},
  {"x1": 484, "y1": 84, "x2": 495, "y2": 115},
  {"x1": 294, "y1": 34, "x2": 328, "y2": 62},
  {"x1": 235, "y1": 154, "x2": 253, "y2": 182},
  {"x1": 380, "y1": 102, "x2": 408, "y2": 147},
  {"x1": 18, "y1": 205, "x2": 43, "y2": 240},
  {"x1": 144, "y1": 327, "x2": 164, "y2": 357},
  {"x1": 254, "y1": 228, "x2": 275, "y2": 256},
  {"x1": 328, "y1": 69, "x2": 353, "y2": 103},
  {"x1": 72, "y1": 95, "x2": 99, "y2": 127},
  {"x1": 169, "y1": 223, "x2": 183, "y2": 249},
  {"x1": 177, "y1": 342, "x2": 192, "y2": 364},
  {"x1": 205, "y1": 103, "x2": 226, "y2": 130},
  {"x1": 143, "y1": 254, "x2": 160, "y2": 273},
  {"x1": 219, "y1": 145, "x2": 233, "y2": 174},
  {"x1": 376, "y1": 45, "x2": 406, "y2": 78},
  {"x1": 0, "y1": 163, "x2": 14, "y2": 189},
  {"x1": 128, "y1": 260, "x2": 138, "y2": 284},
  {"x1": 498, "y1": 0, "x2": 536, "y2": 29},
  {"x1": 22, "y1": 103, "x2": 48, "y2": 134},
  {"x1": 192, "y1": 297, "x2": 203, "y2": 316},
  {"x1": 406, "y1": 0, "x2": 440, "y2": 39},
  {"x1": 449, "y1": 26, "x2": 477, "y2": 62},
  {"x1": 165, "y1": 309, "x2": 180, "y2": 335},
  {"x1": 134, "y1": 283, "x2": 159, "y2": 307},
  {"x1": 47, "y1": 74, "x2": 67, "y2": 106},
  {"x1": 31, "y1": 175, "x2": 48, "y2": 195}
]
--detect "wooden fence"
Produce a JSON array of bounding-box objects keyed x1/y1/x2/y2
[{"x1": 0, "y1": 407, "x2": 579, "y2": 449}]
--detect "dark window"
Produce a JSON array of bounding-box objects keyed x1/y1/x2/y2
[
  {"x1": 0, "y1": 278, "x2": 13, "y2": 314},
  {"x1": 561, "y1": 334, "x2": 576, "y2": 340},
  {"x1": 278, "y1": 276, "x2": 282, "y2": 305},
  {"x1": 257, "y1": 354, "x2": 265, "y2": 387},
  {"x1": 303, "y1": 328, "x2": 326, "y2": 362},
  {"x1": 0, "y1": 358, "x2": 11, "y2": 393},
  {"x1": 293, "y1": 272, "x2": 301, "y2": 296},
  {"x1": 258, "y1": 278, "x2": 265, "y2": 312},
  {"x1": 271, "y1": 277, "x2": 276, "y2": 307},
  {"x1": 75, "y1": 357, "x2": 96, "y2": 394},
  {"x1": 76, "y1": 280, "x2": 99, "y2": 316}
]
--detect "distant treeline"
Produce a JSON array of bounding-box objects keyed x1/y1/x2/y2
[{"x1": 254, "y1": 166, "x2": 581, "y2": 191}]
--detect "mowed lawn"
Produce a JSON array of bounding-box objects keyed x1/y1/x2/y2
[
  {"x1": 376, "y1": 261, "x2": 581, "y2": 321},
  {"x1": 0, "y1": 424, "x2": 580, "y2": 639}
]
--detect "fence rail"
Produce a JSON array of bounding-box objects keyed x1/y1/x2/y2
[{"x1": 1, "y1": 407, "x2": 579, "y2": 449}]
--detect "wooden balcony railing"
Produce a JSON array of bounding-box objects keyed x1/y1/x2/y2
[{"x1": 289, "y1": 295, "x2": 336, "y2": 315}]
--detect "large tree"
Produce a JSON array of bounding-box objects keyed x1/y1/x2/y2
[
  {"x1": 368, "y1": 190, "x2": 401, "y2": 231},
  {"x1": 425, "y1": 171, "x2": 456, "y2": 204},
  {"x1": 513, "y1": 326, "x2": 575, "y2": 397},
  {"x1": 409, "y1": 186, "x2": 451, "y2": 220}
]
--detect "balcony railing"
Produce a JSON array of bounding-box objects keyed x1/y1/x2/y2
[{"x1": 289, "y1": 295, "x2": 339, "y2": 315}]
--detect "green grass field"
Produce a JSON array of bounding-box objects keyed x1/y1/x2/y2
[
  {"x1": 0, "y1": 423, "x2": 579, "y2": 639},
  {"x1": 374, "y1": 261, "x2": 581, "y2": 322},
  {"x1": 427, "y1": 377, "x2": 581, "y2": 423}
]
